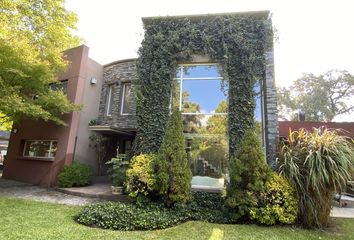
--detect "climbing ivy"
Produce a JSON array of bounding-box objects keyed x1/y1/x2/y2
[{"x1": 135, "y1": 13, "x2": 273, "y2": 157}]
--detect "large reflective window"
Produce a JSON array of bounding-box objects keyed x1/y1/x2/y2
[
  {"x1": 173, "y1": 64, "x2": 264, "y2": 190},
  {"x1": 174, "y1": 64, "x2": 228, "y2": 190}
]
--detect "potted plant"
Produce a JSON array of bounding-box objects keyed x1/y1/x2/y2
[{"x1": 106, "y1": 153, "x2": 129, "y2": 194}]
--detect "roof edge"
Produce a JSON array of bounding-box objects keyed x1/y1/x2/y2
[
  {"x1": 142, "y1": 11, "x2": 270, "y2": 24},
  {"x1": 104, "y1": 58, "x2": 138, "y2": 67}
]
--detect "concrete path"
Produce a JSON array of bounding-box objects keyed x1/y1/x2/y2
[
  {"x1": 0, "y1": 175, "x2": 100, "y2": 206},
  {"x1": 331, "y1": 206, "x2": 354, "y2": 218}
]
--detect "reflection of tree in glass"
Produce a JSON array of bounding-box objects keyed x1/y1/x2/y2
[
  {"x1": 190, "y1": 100, "x2": 228, "y2": 177},
  {"x1": 206, "y1": 100, "x2": 228, "y2": 135},
  {"x1": 182, "y1": 91, "x2": 202, "y2": 133}
]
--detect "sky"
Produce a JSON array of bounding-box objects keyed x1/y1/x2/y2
[{"x1": 65, "y1": 0, "x2": 354, "y2": 121}]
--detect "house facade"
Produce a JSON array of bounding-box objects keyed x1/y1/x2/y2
[
  {"x1": 3, "y1": 45, "x2": 104, "y2": 186},
  {"x1": 3, "y1": 11, "x2": 279, "y2": 187}
]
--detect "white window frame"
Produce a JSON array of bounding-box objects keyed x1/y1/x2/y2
[
  {"x1": 120, "y1": 83, "x2": 132, "y2": 115},
  {"x1": 23, "y1": 140, "x2": 58, "y2": 158},
  {"x1": 106, "y1": 85, "x2": 113, "y2": 116},
  {"x1": 175, "y1": 63, "x2": 227, "y2": 116}
]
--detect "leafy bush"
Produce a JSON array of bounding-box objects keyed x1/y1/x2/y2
[
  {"x1": 106, "y1": 154, "x2": 129, "y2": 187},
  {"x1": 58, "y1": 161, "x2": 93, "y2": 188},
  {"x1": 155, "y1": 109, "x2": 192, "y2": 205},
  {"x1": 76, "y1": 192, "x2": 231, "y2": 231},
  {"x1": 126, "y1": 154, "x2": 158, "y2": 199},
  {"x1": 225, "y1": 129, "x2": 271, "y2": 221},
  {"x1": 76, "y1": 201, "x2": 189, "y2": 231},
  {"x1": 278, "y1": 128, "x2": 354, "y2": 228},
  {"x1": 250, "y1": 173, "x2": 298, "y2": 225}
]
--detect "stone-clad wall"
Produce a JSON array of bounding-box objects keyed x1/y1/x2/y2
[
  {"x1": 97, "y1": 56, "x2": 278, "y2": 165},
  {"x1": 264, "y1": 50, "x2": 279, "y2": 168},
  {"x1": 97, "y1": 59, "x2": 137, "y2": 129}
]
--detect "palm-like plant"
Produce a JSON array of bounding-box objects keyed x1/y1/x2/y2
[{"x1": 278, "y1": 127, "x2": 354, "y2": 228}]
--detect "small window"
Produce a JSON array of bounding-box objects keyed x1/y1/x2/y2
[
  {"x1": 49, "y1": 80, "x2": 68, "y2": 95},
  {"x1": 121, "y1": 83, "x2": 132, "y2": 115},
  {"x1": 23, "y1": 140, "x2": 58, "y2": 158},
  {"x1": 106, "y1": 85, "x2": 114, "y2": 116}
]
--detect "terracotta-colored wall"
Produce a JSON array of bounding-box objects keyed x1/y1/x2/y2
[
  {"x1": 279, "y1": 121, "x2": 354, "y2": 139},
  {"x1": 3, "y1": 45, "x2": 92, "y2": 187}
]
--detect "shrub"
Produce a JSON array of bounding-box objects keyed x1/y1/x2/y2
[
  {"x1": 126, "y1": 154, "x2": 158, "y2": 199},
  {"x1": 75, "y1": 202, "x2": 189, "y2": 231},
  {"x1": 156, "y1": 109, "x2": 192, "y2": 205},
  {"x1": 106, "y1": 154, "x2": 129, "y2": 187},
  {"x1": 250, "y1": 173, "x2": 298, "y2": 225},
  {"x1": 225, "y1": 129, "x2": 271, "y2": 221},
  {"x1": 278, "y1": 128, "x2": 354, "y2": 228},
  {"x1": 58, "y1": 161, "x2": 92, "y2": 188},
  {"x1": 76, "y1": 192, "x2": 231, "y2": 231}
]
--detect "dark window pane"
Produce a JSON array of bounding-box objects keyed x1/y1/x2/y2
[
  {"x1": 121, "y1": 83, "x2": 132, "y2": 114},
  {"x1": 106, "y1": 85, "x2": 114, "y2": 116},
  {"x1": 49, "y1": 80, "x2": 68, "y2": 94}
]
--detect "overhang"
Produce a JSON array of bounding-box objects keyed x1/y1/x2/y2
[{"x1": 88, "y1": 125, "x2": 136, "y2": 137}]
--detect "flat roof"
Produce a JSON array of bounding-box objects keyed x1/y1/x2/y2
[{"x1": 142, "y1": 11, "x2": 270, "y2": 24}]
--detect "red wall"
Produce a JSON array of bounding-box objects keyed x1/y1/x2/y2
[{"x1": 3, "y1": 45, "x2": 89, "y2": 187}]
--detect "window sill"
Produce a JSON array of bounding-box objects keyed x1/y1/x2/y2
[{"x1": 17, "y1": 156, "x2": 55, "y2": 162}]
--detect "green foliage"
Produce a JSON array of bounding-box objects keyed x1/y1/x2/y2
[
  {"x1": 278, "y1": 128, "x2": 354, "y2": 228},
  {"x1": 225, "y1": 129, "x2": 271, "y2": 221},
  {"x1": 0, "y1": 112, "x2": 12, "y2": 131},
  {"x1": 156, "y1": 109, "x2": 192, "y2": 205},
  {"x1": 76, "y1": 202, "x2": 189, "y2": 231},
  {"x1": 250, "y1": 173, "x2": 298, "y2": 225},
  {"x1": 106, "y1": 154, "x2": 129, "y2": 187},
  {"x1": 0, "y1": 0, "x2": 81, "y2": 125},
  {"x1": 135, "y1": 14, "x2": 272, "y2": 156},
  {"x1": 278, "y1": 70, "x2": 354, "y2": 121},
  {"x1": 3, "y1": 197, "x2": 354, "y2": 239},
  {"x1": 76, "y1": 192, "x2": 231, "y2": 231},
  {"x1": 58, "y1": 161, "x2": 93, "y2": 188},
  {"x1": 126, "y1": 154, "x2": 159, "y2": 199}
]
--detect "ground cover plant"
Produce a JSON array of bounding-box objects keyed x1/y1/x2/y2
[{"x1": 1, "y1": 197, "x2": 354, "y2": 240}]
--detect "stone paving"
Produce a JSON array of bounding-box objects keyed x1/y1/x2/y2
[{"x1": 0, "y1": 174, "x2": 100, "y2": 206}]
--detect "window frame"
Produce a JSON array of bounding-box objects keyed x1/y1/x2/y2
[
  {"x1": 23, "y1": 140, "x2": 58, "y2": 159},
  {"x1": 175, "y1": 63, "x2": 227, "y2": 116},
  {"x1": 120, "y1": 82, "x2": 132, "y2": 115},
  {"x1": 106, "y1": 85, "x2": 114, "y2": 116}
]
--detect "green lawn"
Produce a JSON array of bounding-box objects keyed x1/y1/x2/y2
[{"x1": 0, "y1": 197, "x2": 354, "y2": 240}]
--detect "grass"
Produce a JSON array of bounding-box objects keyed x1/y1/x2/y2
[{"x1": 1, "y1": 197, "x2": 354, "y2": 240}]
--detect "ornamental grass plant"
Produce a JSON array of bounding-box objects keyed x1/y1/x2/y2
[{"x1": 278, "y1": 128, "x2": 354, "y2": 228}]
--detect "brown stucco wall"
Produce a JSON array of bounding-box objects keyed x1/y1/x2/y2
[{"x1": 3, "y1": 45, "x2": 100, "y2": 187}]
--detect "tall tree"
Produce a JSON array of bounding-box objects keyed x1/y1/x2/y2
[
  {"x1": 278, "y1": 70, "x2": 354, "y2": 121},
  {"x1": 0, "y1": 0, "x2": 81, "y2": 125}
]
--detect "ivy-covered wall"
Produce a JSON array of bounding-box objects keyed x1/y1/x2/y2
[{"x1": 134, "y1": 12, "x2": 277, "y2": 165}]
